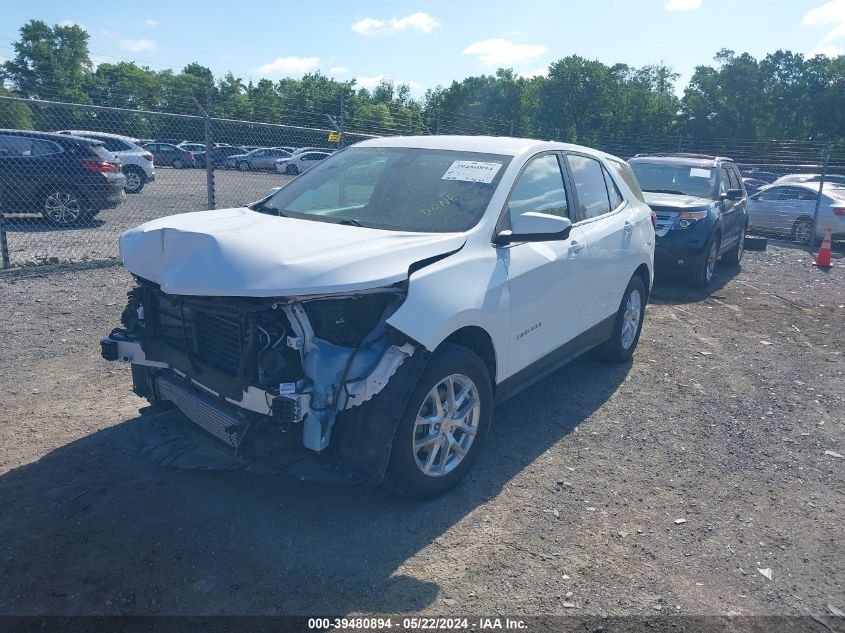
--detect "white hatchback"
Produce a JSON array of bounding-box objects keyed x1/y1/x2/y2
[
  {"x1": 274, "y1": 151, "x2": 331, "y2": 175},
  {"x1": 103, "y1": 136, "x2": 654, "y2": 497},
  {"x1": 58, "y1": 130, "x2": 155, "y2": 193}
]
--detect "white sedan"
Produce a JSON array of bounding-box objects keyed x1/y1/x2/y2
[{"x1": 274, "y1": 151, "x2": 331, "y2": 175}]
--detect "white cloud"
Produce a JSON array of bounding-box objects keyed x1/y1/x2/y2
[
  {"x1": 665, "y1": 0, "x2": 702, "y2": 10},
  {"x1": 144, "y1": 19, "x2": 159, "y2": 28},
  {"x1": 90, "y1": 54, "x2": 110, "y2": 70},
  {"x1": 59, "y1": 19, "x2": 86, "y2": 28},
  {"x1": 100, "y1": 29, "x2": 113, "y2": 37},
  {"x1": 256, "y1": 56, "x2": 320, "y2": 76},
  {"x1": 330, "y1": 66, "x2": 350, "y2": 74},
  {"x1": 352, "y1": 12, "x2": 440, "y2": 36},
  {"x1": 120, "y1": 38, "x2": 157, "y2": 52},
  {"x1": 462, "y1": 39, "x2": 548, "y2": 66},
  {"x1": 803, "y1": 0, "x2": 845, "y2": 44},
  {"x1": 518, "y1": 67, "x2": 549, "y2": 79},
  {"x1": 807, "y1": 43, "x2": 845, "y2": 57},
  {"x1": 356, "y1": 74, "x2": 386, "y2": 89}
]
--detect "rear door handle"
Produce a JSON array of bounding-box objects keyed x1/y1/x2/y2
[
  {"x1": 569, "y1": 240, "x2": 585, "y2": 255},
  {"x1": 624, "y1": 221, "x2": 634, "y2": 234}
]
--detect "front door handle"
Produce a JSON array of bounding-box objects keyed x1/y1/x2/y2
[{"x1": 569, "y1": 240, "x2": 585, "y2": 255}]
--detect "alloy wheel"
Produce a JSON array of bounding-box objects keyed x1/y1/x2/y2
[
  {"x1": 413, "y1": 374, "x2": 480, "y2": 478},
  {"x1": 621, "y1": 289, "x2": 642, "y2": 350},
  {"x1": 125, "y1": 170, "x2": 142, "y2": 193},
  {"x1": 706, "y1": 240, "x2": 719, "y2": 282},
  {"x1": 44, "y1": 191, "x2": 82, "y2": 225}
]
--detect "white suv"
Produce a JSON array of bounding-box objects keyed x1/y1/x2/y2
[
  {"x1": 101, "y1": 136, "x2": 654, "y2": 497},
  {"x1": 57, "y1": 130, "x2": 155, "y2": 193}
]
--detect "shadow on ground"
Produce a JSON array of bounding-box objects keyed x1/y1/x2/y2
[{"x1": 0, "y1": 354, "x2": 629, "y2": 615}]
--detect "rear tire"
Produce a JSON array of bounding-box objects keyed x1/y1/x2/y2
[
  {"x1": 123, "y1": 167, "x2": 145, "y2": 194},
  {"x1": 285, "y1": 164, "x2": 299, "y2": 175},
  {"x1": 172, "y1": 159, "x2": 184, "y2": 169},
  {"x1": 722, "y1": 224, "x2": 745, "y2": 265},
  {"x1": 689, "y1": 233, "x2": 720, "y2": 287},
  {"x1": 792, "y1": 217, "x2": 814, "y2": 245},
  {"x1": 386, "y1": 344, "x2": 493, "y2": 499},
  {"x1": 42, "y1": 188, "x2": 87, "y2": 226},
  {"x1": 595, "y1": 275, "x2": 646, "y2": 363},
  {"x1": 238, "y1": 161, "x2": 250, "y2": 172}
]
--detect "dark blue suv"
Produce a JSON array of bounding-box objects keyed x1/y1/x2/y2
[
  {"x1": 629, "y1": 153, "x2": 748, "y2": 287},
  {"x1": 0, "y1": 129, "x2": 126, "y2": 226}
]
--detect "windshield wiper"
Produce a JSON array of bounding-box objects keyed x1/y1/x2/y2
[
  {"x1": 643, "y1": 189, "x2": 689, "y2": 196},
  {"x1": 335, "y1": 218, "x2": 364, "y2": 226}
]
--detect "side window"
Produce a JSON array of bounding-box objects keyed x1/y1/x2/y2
[
  {"x1": 780, "y1": 187, "x2": 804, "y2": 201},
  {"x1": 29, "y1": 139, "x2": 62, "y2": 157},
  {"x1": 754, "y1": 187, "x2": 783, "y2": 201},
  {"x1": 603, "y1": 168, "x2": 624, "y2": 209},
  {"x1": 102, "y1": 138, "x2": 130, "y2": 152},
  {"x1": 796, "y1": 188, "x2": 818, "y2": 201},
  {"x1": 506, "y1": 154, "x2": 569, "y2": 225},
  {"x1": 610, "y1": 158, "x2": 644, "y2": 201},
  {"x1": 730, "y1": 167, "x2": 743, "y2": 190},
  {"x1": 567, "y1": 154, "x2": 611, "y2": 220}
]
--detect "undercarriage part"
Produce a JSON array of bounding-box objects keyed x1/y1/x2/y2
[{"x1": 155, "y1": 372, "x2": 245, "y2": 449}]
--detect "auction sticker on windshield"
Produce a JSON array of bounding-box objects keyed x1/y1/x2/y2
[
  {"x1": 690, "y1": 168, "x2": 712, "y2": 178},
  {"x1": 442, "y1": 160, "x2": 503, "y2": 183}
]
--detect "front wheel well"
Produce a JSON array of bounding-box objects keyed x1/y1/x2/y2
[{"x1": 439, "y1": 326, "x2": 497, "y2": 384}]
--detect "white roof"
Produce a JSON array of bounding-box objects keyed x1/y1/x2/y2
[
  {"x1": 356, "y1": 135, "x2": 613, "y2": 159},
  {"x1": 62, "y1": 129, "x2": 141, "y2": 144}
]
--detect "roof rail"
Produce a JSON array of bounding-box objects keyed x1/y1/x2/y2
[{"x1": 632, "y1": 152, "x2": 734, "y2": 162}]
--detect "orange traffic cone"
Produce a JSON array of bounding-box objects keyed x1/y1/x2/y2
[{"x1": 813, "y1": 226, "x2": 833, "y2": 268}]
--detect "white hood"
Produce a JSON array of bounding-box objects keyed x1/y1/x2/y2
[{"x1": 119, "y1": 207, "x2": 466, "y2": 297}]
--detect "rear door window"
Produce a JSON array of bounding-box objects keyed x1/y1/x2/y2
[{"x1": 566, "y1": 154, "x2": 611, "y2": 220}]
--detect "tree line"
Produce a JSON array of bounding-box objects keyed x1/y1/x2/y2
[{"x1": 1, "y1": 19, "x2": 843, "y2": 147}]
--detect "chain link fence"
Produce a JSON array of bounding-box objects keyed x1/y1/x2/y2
[{"x1": 1, "y1": 94, "x2": 843, "y2": 270}]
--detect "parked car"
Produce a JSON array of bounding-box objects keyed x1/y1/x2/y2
[
  {"x1": 101, "y1": 135, "x2": 654, "y2": 497},
  {"x1": 740, "y1": 169, "x2": 780, "y2": 184},
  {"x1": 292, "y1": 146, "x2": 335, "y2": 156},
  {"x1": 57, "y1": 130, "x2": 155, "y2": 194},
  {"x1": 742, "y1": 177, "x2": 768, "y2": 196},
  {"x1": 227, "y1": 147, "x2": 292, "y2": 171},
  {"x1": 194, "y1": 145, "x2": 248, "y2": 169},
  {"x1": 771, "y1": 173, "x2": 845, "y2": 187},
  {"x1": 177, "y1": 142, "x2": 207, "y2": 155},
  {"x1": 629, "y1": 153, "x2": 748, "y2": 286},
  {"x1": 0, "y1": 129, "x2": 125, "y2": 226},
  {"x1": 748, "y1": 182, "x2": 845, "y2": 244},
  {"x1": 274, "y1": 151, "x2": 331, "y2": 175},
  {"x1": 141, "y1": 143, "x2": 196, "y2": 169}
]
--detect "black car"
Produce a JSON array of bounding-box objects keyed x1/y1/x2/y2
[
  {"x1": 141, "y1": 142, "x2": 196, "y2": 168},
  {"x1": 0, "y1": 129, "x2": 126, "y2": 226},
  {"x1": 193, "y1": 145, "x2": 247, "y2": 168},
  {"x1": 629, "y1": 153, "x2": 748, "y2": 287}
]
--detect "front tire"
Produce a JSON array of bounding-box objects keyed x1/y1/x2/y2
[
  {"x1": 172, "y1": 159, "x2": 184, "y2": 169},
  {"x1": 595, "y1": 274, "x2": 646, "y2": 363},
  {"x1": 285, "y1": 164, "x2": 299, "y2": 175},
  {"x1": 386, "y1": 344, "x2": 493, "y2": 499},
  {"x1": 238, "y1": 161, "x2": 250, "y2": 172},
  {"x1": 689, "y1": 233, "x2": 720, "y2": 287}
]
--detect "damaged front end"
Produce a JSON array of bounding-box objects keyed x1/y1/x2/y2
[{"x1": 101, "y1": 278, "x2": 427, "y2": 482}]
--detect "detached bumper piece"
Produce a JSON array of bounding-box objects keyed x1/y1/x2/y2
[
  {"x1": 155, "y1": 372, "x2": 243, "y2": 449},
  {"x1": 100, "y1": 338, "x2": 119, "y2": 361}
]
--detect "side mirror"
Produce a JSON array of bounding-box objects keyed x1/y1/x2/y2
[
  {"x1": 723, "y1": 188, "x2": 743, "y2": 200},
  {"x1": 495, "y1": 212, "x2": 572, "y2": 246}
]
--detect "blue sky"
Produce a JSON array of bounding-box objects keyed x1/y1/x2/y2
[{"x1": 1, "y1": 0, "x2": 844, "y2": 97}]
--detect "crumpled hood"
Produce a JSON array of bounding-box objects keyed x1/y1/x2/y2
[
  {"x1": 643, "y1": 192, "x2": 714, "y2": 210},
  {"x1": 119, "y1": 207, "x2": 466, "y2": 297}
]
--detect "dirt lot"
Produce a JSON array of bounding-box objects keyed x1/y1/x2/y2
[
  {"x1": 0, "y1": 243, "x2": 843, "y2": 618},
  {"x1": 2, "y1": 168, "x2": 292, "y2": 266}
]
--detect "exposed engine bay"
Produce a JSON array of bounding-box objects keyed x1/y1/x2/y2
[{"x1": 101, "y1": 277, "x2": 419, "y2": 475}]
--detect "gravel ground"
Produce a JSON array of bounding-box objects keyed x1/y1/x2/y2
[
  {"x1": 0, "y1": 243, "x2": 843, "y2": 618},
  {"x1": 1, "y1": 168, "x2": 291, "y2": 266}
]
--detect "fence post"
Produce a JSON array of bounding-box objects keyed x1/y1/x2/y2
[
  {"x1": 0, "y1": 201, "x2": 9, "y2": 270},
  {"x1": 339, "y1": 92, "x2": 345, "y2": 148},
  {"x1": 677, "y1": 133, "x2": 683, "y2": 152},
  {"x1": 435, "y1": 111, "x2": 440, "y2": 135},
  {"x1": 812, "y1": 143, "x2": 831, "y2": 241},
  {"x1": 192, "y1": 88, "x2": 215, "y2": 211},
  {"x1": 509, "y1": 117, "x2": 515, "y2": 137}
]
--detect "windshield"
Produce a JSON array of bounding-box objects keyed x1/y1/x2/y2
[
  {"x1": 256, "y1": 146, "x2": 512, "y2": 232},
  {"x1": 630, "y1": 162, "x2": 717, "y2": 199}
]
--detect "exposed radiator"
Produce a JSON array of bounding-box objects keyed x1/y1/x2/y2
[{"x1": 155, "y1": 373, "x2": 242, "y2": 448}]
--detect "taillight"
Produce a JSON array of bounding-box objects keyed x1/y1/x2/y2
[
  {"x1": 651, "y1": 210, "x2": 657, "y2": 229},
  {"x1": 187, "y1": 152, "x2": 194, "y2": 159},
  {"x1": 833, "y1": 206, "x2": 845, "y2": 217},
  {"x1": 142, "y1": 153, "x2": 154, "y2": 162},
  {"x1": 82, "y1": 160, "x2": 117, "y2": 173}
]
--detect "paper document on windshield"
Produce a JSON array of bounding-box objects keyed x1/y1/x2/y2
[
  {"x1": 690, "y1": 168, "x2": 711, "y2": 178},
  {"x1": 442, "y1": 160, "x2": 502, "y2": 183}
]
